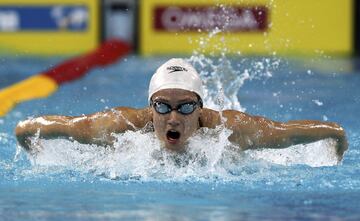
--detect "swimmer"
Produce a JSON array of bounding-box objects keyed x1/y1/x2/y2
[{"x1": 15, "y1": 58, "x2": 348, "y2": 161}]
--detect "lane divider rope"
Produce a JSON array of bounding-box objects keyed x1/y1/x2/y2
[{"x1": 0, "y1": 39, "x2": 131, "y2": 117}]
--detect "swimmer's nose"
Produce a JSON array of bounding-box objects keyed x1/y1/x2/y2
[{"x1": 167, "y1": 111, "x2": 180, "y2": 126}]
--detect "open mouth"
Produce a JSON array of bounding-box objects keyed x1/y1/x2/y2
[{"x1": 166, "y1": 130, "x2": 181, "y2": 144}]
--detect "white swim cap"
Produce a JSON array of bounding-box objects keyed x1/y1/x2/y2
[{"x1": 148, "y1": 58, "x2": 204, "y2": 103}]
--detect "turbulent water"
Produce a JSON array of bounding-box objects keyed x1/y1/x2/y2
[
  {"x1": 0, "y1": 3, "x2": 359, "y2": 219},
  {"x1": 188, "y1": 29, "x2": 281, "y2": 111},
  {"x1": 12, "y1": 36, "x2": 339, "y2": 183},
  {"x1": 5, "y1": 13, "x2": 342, "y2": 184},
  {"x1": 17, "y1": 123, "x2": 339, "y2": 183},
  {"x1": 1, "y1": 53, "x2": 358, "y2": 221}
]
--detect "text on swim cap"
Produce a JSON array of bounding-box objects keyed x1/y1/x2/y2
[{"x1": 167, "y1": 66, "x2": 188, "y2": 73}]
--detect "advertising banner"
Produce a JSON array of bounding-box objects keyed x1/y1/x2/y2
[
  {"x1": 0, "y1": 6, "x2": 88, "y2": 32},
  {"x1": 0, "y1": 0, "x2": 99, "y2": 55},
  {"x1": 140, "y1": 0, "x2": 353, "y2": 56},
  {"x1": 153, "y1": 6, "x2": 268, "y2": 32}
]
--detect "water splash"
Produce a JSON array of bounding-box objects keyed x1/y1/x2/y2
[
  {"x1": 248, "y1": 138, "x2": 339, "y2": 167},
  {"x1": 22, "y1": 126, "x2": 339, "y2": 182},
  {"x1": 8, "y1": 3, "x2": 341, "y2": 184},
  {"x1": 188, "y1": 27, "x2": 281, "y2": 111}
]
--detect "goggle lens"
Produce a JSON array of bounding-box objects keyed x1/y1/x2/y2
[
  {"x1": 154, "y1": 102, "x2": 172, "y2": 114},
  {"x1": 178, "y1": 103, "x2": 195, "y2": 114},
  {"x1": 152, "y1": 101, "x2": 199, "y2": 115}
]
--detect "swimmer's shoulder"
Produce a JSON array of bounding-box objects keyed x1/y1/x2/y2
[
  {"x1": 112, "y1": 106, "x2": 151, "y2": 114},
  {"x1": 111, "y1": 106, "x2": 152, "y2": 126},
  {"x1": 200, "y1": 108, "x2": 249, "y2": 128},
  {"x1": 200, "y1": 108, "x2": 221, "y2": 128}
]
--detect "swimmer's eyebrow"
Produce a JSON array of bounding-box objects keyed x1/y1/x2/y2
[
  {"x1": 177, "y1": 98, "x2": 197, "y2": 103},
  {"x1": 152, "y1": 97, "x2": 170, "y2": 103}
]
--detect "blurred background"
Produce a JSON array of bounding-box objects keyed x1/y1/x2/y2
[
  {"x1": 0, "y1": 0, "x2": 357, "y2": 118},
  {"x1": 0, "y1": 0, "x2": 356, "y2": 57}
]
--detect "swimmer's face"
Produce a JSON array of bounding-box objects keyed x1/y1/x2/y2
[{"x1": 151, "y1": 89, "x2": 201, "y2": 152}]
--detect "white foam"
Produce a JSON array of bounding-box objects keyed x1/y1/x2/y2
[
  {"x1": 0, "y1": 133, "x2": 9, "y2": 143},
  {"x1": 25, "y1": 127, "x2": 340, "y2": 181},
  {"x1": 312, "y1": 99, "x2": 323, "y2": 106},
  {"x1": 247, "y1": 138, "x2": 339, "y2": 167}
]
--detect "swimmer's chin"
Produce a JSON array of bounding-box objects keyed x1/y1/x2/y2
[{"x1": 162, "y1": 142, "x2": 188, "y2": 153}]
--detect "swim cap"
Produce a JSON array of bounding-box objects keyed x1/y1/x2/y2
[{"x1": 148, "y1": 58, "x2": 204, "y2": 103}]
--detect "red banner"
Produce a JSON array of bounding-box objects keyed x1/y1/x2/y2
[{"x1": 154, "y1": 6, "x2": 269, "y2": 32}]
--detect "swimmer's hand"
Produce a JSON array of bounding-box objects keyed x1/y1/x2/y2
[
  {"x1": 332, "y1": 126, "x2": 348, "y2": 162},
  {"x1": 15, "y1": 120, "x2": 37, "y2": 151},
  {"x1": 288, "y1": 121, "x2": 348, "y2": 162}
]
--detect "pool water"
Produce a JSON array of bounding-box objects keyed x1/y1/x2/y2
[{"x1": 0, "y1": 55, "x2": 360, "y2": 220}]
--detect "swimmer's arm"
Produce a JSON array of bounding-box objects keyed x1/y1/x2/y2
[
  {"x1": 200, "y1": 108, "x2": 348, "y2": 160},
  {"x1": 15, "y1": 107, "x2": 152, "y2": 151}
]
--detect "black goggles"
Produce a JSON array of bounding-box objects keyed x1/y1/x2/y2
[{"x1": 151, "y1": 100, "x2": 202, "y2": 115}]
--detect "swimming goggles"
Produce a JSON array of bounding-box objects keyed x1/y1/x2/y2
[{"x1": 151, "y1": 101, "x2": 201, "y2": 115}]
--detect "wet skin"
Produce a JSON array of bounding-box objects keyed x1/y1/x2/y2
[{"x1": 151, "y1": 89, "x2": 201, "y2": 152}]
